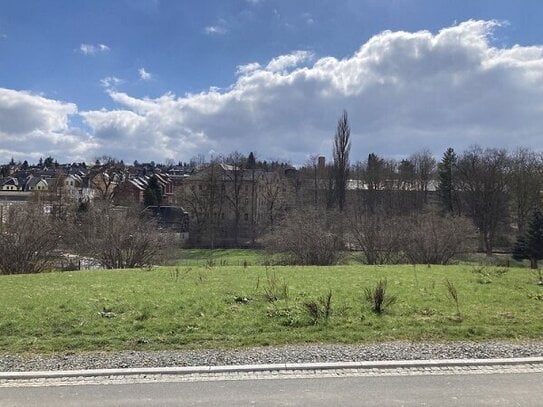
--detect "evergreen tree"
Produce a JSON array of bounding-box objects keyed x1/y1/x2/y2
[
  {"x1": 513, "y1": 210, "x2": 543, "y2": 269},
  {"x1": 246, "y1": 152, "x2": 256, "y2": 169},
  {"x1": 437, "y1": 147, "x2": 457, "y2": 213},
  {"x1": 143, "y1": 176, "x2": 163, "y2": 207}
]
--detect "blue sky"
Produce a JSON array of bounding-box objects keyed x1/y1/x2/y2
[{"x1": 2, "y1": 0, "x2": 543, "y2": 164}]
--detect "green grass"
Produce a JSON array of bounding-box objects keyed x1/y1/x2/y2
[
  {"x1": 1, "y1": 264, "x2": 543, "y2": 354},
  {"x1": 166, "y1": 248, "x2": 266, "y2": 266}
]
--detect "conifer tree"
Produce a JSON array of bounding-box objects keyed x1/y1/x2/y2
[{"x1": 513, "y1": 209, "x2": 543, "y2": 269}]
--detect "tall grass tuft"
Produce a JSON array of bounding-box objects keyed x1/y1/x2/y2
[{"x1": 364, "y1": 280, "x2": 397, "y2": 314}]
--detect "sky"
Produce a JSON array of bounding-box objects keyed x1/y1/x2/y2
[{"x1": 2, "y1": 0, "x2": 543, "y2": 165}]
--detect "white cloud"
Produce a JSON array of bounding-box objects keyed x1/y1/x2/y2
[
  {"x1": 204, "y1": 25, "x2": 227, "y2": 35},
  {"x1": 0, "y1": 88, "x2": 98, "y2": 161},
  {"x1": 13, "y1": 20, "x2": 543, "y2": 164},
  {"x1": 138, "y1": 67, "x2": 153, "y2": 81},
  {"x1": 79, "y1": 43, "x2": 110, "y2": 55},
  {"x1": 100, "y1": 76, "x2": 124, "y2": 89},
  {"x1": 236, "y1": 62, "x2": 261, "y2": 76},
  {"x1": 265, "y1": 50, "x2": 313, "y2": 72}
]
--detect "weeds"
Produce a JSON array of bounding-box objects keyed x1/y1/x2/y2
[
  {"x1": 262, "y1": 268, "x2": 289, "y2": 303},
  {"x1": 471, "y1": 266, "x2": 508, "y2": 284},
  {"x1": 444, "y1": 278, "x2": 461, "y2": 317},
  {"x1": 364, "y1": 280, "x2": 396, "y2": 314},
  {"x1": 303, "y1": 289, "x2": 333, "y2": 324}
]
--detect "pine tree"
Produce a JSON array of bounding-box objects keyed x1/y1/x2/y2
[
  {"x1": 143, "y1": 176, "x2": 163, "y2": 207},
  {"x1": 437, "y1": 147, "x2": 457, "y2": 213},
  {"x1": 513, "y1": 209, "x2": 543, "y2": 269}
]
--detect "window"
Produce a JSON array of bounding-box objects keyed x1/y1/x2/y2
[{"x1": 244, "y1": 213, "x2": 249, "y2": 221}]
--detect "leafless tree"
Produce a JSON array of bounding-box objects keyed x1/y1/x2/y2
[
  {"x1": 259, "y1": 170, "x2": 288, "y2": 233},
  {"x1": 222, "y1": 152, "x2": 246, "y2": 246},
  {"x1": 75, "y1": 204, "x2": 161, "y2": 269},
  {"x1": 508, "y1": 148, "x2": 543, "y2": 235},
  {"x1": 175, "y1": 161, "x2": 226, "y2": 248},
  {"x1": 410, "y1": 149, "x2": 436, "y2": 207},
  {"x1": 90, "y1": 158, "x2": 124, "y2": 202},
  {"x1": 0, "y1": 204, "x2": 60, "y2": 274},
  {"x1": 455, "y1": 147, "x2": 509, "y2": 255}
]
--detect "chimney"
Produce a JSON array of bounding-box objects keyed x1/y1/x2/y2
[{"x1": 318, "y1": 156, "x2": 325, "y2": 171}]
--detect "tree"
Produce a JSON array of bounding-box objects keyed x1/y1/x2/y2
[
  {"x1": 332, "y1": 110, "x2": 351, "y2": 212},
  {"x1": 437, "y1": 147, "x2": 458, "y2": 213},
  {"x1": 75, "y1": 204, "x2": 162, "y2": 269},
  {"x1": 456, "y1": 147, "x2": 509, "y2": 255},
  {"x1": 143, "y1": 176, "x2": 163, "y2": 207},
  {"x1": 259, "y1": 170, "x2": 288, "y2": 233},
  {"x1": 508, "y1": 148, "x2": 543, "y2": 235},
  {"x1": 43, "y1": 156, "x2": 55, "y2": 168},
  {"x1": 90, "y1": 158, "x2": 123, "y2": 202},
  {"x1": 410, "y1": 149, "x2": 436, "y2": 208},
  {"x1": 513, "y1": 210, "x2": 543, "y2": 269},
  {"x1": 0, "y1": 205, "x2": 60, "y2": 274},
  {"x1": 222, "y1": 152, "x2": 246, "y2": 246},
  {"x1": 178, "y1": 162, "x2": 227, "y2": 248}
]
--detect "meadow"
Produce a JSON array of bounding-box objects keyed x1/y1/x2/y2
[{"x1": 0, "y1": 250, "x2": 542, "y2": 354}]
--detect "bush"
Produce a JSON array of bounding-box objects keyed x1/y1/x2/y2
[
  {"x1": 399, "y1": 213, "x2": 475, "y2": 265},
  {"x1": 0, "y1": 205, "x2": 59, "y2": 274},
  {"x1": 349, "y1": 212, "x2": 401, "y2": 264},
  {"x1": 74, "y1": 204, "x2": 162, "y2": 269},
  {"x1": 263, "y1": 208, "x2": 343, "y2": 265}
]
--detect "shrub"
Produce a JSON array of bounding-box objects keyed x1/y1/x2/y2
[
  {"x1": 349, "y1": 212, "x2": 401, "y2": 264},
  {"x1": 74, "y1": 204, "x2": 162, "y2": 269},
  {"x1": 0, "y1": 204, "x2": 60, "y2": 274},
  {"x1": 303, "y1": 289, "x2": 333, "y2": 324},
  {"x1": 399, "y1": 213, "x2": 475, "y2": 265},
  {"x1": 263, "y1": 208, "x2": 343, "y2": 265}
]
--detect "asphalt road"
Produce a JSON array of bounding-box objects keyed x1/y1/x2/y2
[{"x1": 2, "y1": 371, "x2": 542, "y2": 407}]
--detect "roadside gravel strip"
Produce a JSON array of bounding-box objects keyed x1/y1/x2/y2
[{"x1": 2, "y1": 341, "x2": 543, "y2": 372}]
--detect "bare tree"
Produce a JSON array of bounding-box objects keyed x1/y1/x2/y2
[
  {"x1": 332, "y1": 110, "x2": 351, "y2": 212},
  {"x1": 175, "y1": 161, "x2": 226, "y2": 248},
  {"x1": 508, "y1": 148, "x2": 543, "y2": 235},
  {"x1": 0, "y1": 204, "x2": 59, "y2": 274},
  {"x1": 76, "y1": 204, "x2": 161, "y2": 269},
  {"x1": 456, "y1": 147, "x2": 509, "y2": 255},
  {"x1": 222, "y1": 152, "x2": 246, "y2": 246},
  {"x1": 410, "y1": 149, "x2": 437, "y2": 207},
  {"x1": 89, "y1": 156, "x2": 124, "y2": 203},
  {"x1": 259, "y1": 170, "x2": 288, "y2": 233}
]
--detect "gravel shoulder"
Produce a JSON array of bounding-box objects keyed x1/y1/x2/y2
[{"x1": 2, "y1": 341, "x2": 543, "y2": 372}]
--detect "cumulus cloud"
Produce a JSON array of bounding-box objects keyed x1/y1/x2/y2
[
  {"x1": 265, "y1": 50, "x2": 313, "y2": 72},
  {"x1": 0, "y1": 88, "x2": 98, "y2": 161},
  {"x1": 138, "y1": 67, "x2": 153, "y2": 81},
  {"x1": 13, "y1": 20, "x2": 543, "y2": 163},
  {"x1": 79, "y1": 43, "x2": 110, "y2": 55}
]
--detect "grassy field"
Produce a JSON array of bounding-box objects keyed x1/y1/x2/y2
[{"x1": 1, "y1": 260, "x2": 543, "y2": 354}]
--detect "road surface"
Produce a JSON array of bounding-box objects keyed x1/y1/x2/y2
[{"x1": 2, "y1": 369, "x2": 542, "y2": 406}]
